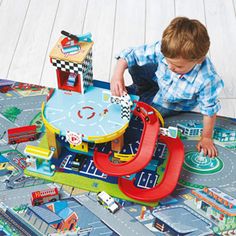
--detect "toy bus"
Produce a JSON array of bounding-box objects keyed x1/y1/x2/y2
[
  {"x1": 8, "y1": 125, "x2": 38, "y2": 144},
  {"x1": 31, "y1": 187, "x2": 59, "y2": 206},
  {"x1": 0, "y1": 86, "x2": 12, "y2": 93}
]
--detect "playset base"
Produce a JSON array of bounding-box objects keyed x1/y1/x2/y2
[{"x1": 24, "y1": 81, "x2": 184, "y2": 206}]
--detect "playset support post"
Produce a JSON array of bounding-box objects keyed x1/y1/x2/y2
[
  {"x1": 45, "y1": 127, "x2": 61, "y2": 158},
  {"x1": 111, "y1": 135, "x2": 124, "y2": 152}
]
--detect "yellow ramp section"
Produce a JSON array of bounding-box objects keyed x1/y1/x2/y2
[
  {"x1": 114, "y1": 153, "x2": 135, "y2": 162},
  {"x1": 154, "y1": 108, "x2": 164, "y2": 127},
  {"x1": 25, "y1": 145, "x2": 52, "y2": 160}
]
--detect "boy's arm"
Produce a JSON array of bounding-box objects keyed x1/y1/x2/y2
[
  {"x1": 196, "y1": 70, "x2": 224, "y2": 157},
  {"x1": 110, "y1": 59, "x2": 128, "y2": 96},
  {"x1": 196, "y1": 114, "x2": 218, "y2": 157},
  {"x1": 117, "y1": 42, "x2": 159, "y2": 68},
  {"x1": 111, "y1": 42, "x2": 160, "y2": 96}
]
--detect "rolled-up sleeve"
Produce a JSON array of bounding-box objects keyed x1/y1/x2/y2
[
  {"x1": 116, "y1": 42, "x2": 160, "y2": 68},
  {"x1": 198, "y1": 75, "x2": 224, "y2": 116}
]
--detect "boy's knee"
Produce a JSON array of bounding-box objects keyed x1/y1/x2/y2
[
  {"x1": 128, "y1": 65, "x2": 142, "y2": 77},
  {"x1": 128, "y1": 63, "x2": 157, "y2": 79},
  {"x1": 151, "y1": 102, "x2": 181, "y2": 118}
]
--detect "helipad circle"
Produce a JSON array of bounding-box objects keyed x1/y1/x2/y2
[
  {"x1": 183, "y1": 151, "x2": 223, "y2": 174},
  {"x1": 43, "y1": 87, "x2": 138, "y2": 142}
]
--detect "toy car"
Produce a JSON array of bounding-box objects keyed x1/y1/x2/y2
[
  {"x1": 71, "y1": 153, "x2": 87, "y2": 171},
  {"x1": 97, "y1": 191, "x2": 120, "y2": 213},
  {"x1": 136, "y1": 104, "x2": 156, "y2": 124}
]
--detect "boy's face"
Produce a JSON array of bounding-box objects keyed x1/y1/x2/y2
[{"x1": 165, "y1": 57, "x2": 203, "y2": 75}]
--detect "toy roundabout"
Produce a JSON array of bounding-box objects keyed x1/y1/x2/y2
[{"x1": 24, "y1": 32, "x2": 185, "y2": 205}]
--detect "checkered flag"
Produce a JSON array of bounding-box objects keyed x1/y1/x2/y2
[
  {"x1": 82, "y1": 49, "x2": 93, "y2": 92},
  {"x1": 121, "y1": 100, "x2": 130, "y2": 120},
  {"x1": 51, "y1": 58, "x2": 82, "y2": 74}
]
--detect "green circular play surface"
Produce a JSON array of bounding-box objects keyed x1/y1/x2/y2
[{"x1": 183, "y1": 151, "x2": 223, "y2": 174}]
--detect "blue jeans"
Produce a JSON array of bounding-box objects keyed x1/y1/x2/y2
[{"x1": 127, "y1": 64, "x2": 181, "y2": 118}]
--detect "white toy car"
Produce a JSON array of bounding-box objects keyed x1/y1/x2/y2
[{"x1": 97, "y1": 191, "x2": 120, "y2": 213}]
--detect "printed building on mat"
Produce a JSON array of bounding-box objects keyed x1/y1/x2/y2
[
  {"x1": 177, "y1": 122, "x2": 236, "y2": 142},
  {"x1": 192, "y1": 187, "x2": 236, "y2": 231},
  {"x1": 26, "y1": 201, "x2": 78, "y2": 234},
  {"x1": 0, "y1": 155, "x2": 8, "y2": 170}
]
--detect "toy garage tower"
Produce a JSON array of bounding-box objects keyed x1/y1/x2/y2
[
  {"x1": 49, "y1": 32, "x2": 93, "y2": 94},
  {"x1": 44, "y1": 32, "x2": 94, "y2": 158}
]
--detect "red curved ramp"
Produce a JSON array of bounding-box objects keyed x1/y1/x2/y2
[
  {"x1": 93, "y1": 101, "x2": 160, "y2": 176},
  {"x1": 118, "y1": 135, "x2": 184, "y2": 202}
]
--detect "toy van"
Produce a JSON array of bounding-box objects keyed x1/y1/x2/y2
[{"x1": 97, "y1": 191, "x2": 119, "y2": 213}]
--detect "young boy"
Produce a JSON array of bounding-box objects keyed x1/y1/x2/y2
[{"x1": 110, "y1": 17, "x2": 224, "y2": 158}]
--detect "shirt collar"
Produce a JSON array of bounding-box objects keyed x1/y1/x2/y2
[{"x1": 161, "y1": 57, "x2": 202, "y2": 83}]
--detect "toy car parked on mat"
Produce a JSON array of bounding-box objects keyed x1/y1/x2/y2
[{"x1": 97, "y1": 191, "x2": 120, "y2": 213}]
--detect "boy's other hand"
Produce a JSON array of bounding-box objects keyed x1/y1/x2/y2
[
  {"x1": 110, "y1": 74, "x2": 127, "y2": 97},
  {"x1": 196, "y1": 137, "x2": 218, "y2": 158}
]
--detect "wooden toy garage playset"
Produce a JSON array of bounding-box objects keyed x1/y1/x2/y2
[{"x1": 24, "y1": 32, "x2": 185, "y2": 206}]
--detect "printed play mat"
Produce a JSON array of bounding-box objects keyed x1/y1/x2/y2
[{"x1": 0, "y1": 79, "x2": 236, "y2": 236}]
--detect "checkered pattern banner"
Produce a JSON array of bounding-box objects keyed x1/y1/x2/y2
[
  {"x1": 82, "y1": 50, "x2": 93, "y2": 92},
  {"x1": 121, "y1": 100, "x2": 131, "y2": 120},
  {"x1": 82, "y1": 50, "x2": 93, "y2": 73},
  {"x1": 51, "y1": 58, "x2": 82, "y2": 74}
]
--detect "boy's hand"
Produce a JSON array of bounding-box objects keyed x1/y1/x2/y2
[
  {"x1": 196, "y1": 137, "x2": 218, "y2": 158},
  {"x1": 110, "y1": 74, "x2": 126, "y2": 97},
  {"x1": 110, "y1": 58, "x2": 128, "y2": 97}
]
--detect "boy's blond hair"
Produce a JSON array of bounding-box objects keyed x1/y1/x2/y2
[{"x1": 161, "y1": 17, "x2": 210, "y2": 61}]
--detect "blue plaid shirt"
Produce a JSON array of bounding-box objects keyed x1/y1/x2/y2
[{"x1": 118, "y1": 41, "x2": 224, "y2": 116}]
